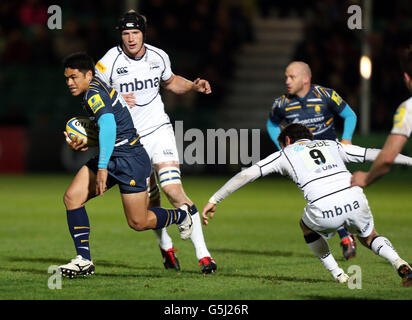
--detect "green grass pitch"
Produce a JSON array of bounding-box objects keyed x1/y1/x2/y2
[{"x1": 1, "y1": 170, "x2": 412, "y2": 300}]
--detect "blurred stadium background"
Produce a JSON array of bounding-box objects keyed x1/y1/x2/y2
[{"x1": 0, "y1": 0, "x2": 411, "y2": 175}]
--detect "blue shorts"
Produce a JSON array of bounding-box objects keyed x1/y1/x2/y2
[{"x1": 86, "y1": 148, "x2": 151, "y2": 194}]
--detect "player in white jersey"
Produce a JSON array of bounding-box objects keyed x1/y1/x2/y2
[
  {"x1": 202, "y1": 124, "x2": 412, "y2": 286},
  {"x1": 95, "y1": 10, "x2": 216, "y2": 274},
  {"x1": 351, "y1": 47, "x2": 412, "y2": 190}
]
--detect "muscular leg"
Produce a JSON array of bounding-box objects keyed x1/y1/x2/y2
[
  {"x1": 122, "y1": 191, "x2": 157, "y2": 231},
  {"x1": 299, "y1": 219, "x2": 347, "y2": 282},
  {"x1": 62, "y1": 165, "x2": 98, "y2": 262},
  {"x1": 155, "y1": 161, "x2": 212, "y2": 261},
  {"x1": 357, "y1": 228, "x2": 402, "y2": 266},
  {"x1": 148, "y1": 171, "x2": 174, "y2": 251},
  {"x1": 63, "y1": 165, "x2": 98, "y2": 210}
]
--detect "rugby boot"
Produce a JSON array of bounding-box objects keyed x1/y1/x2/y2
[
  {"x1": 177, "y1": 203, "x2": 193, "y2": 240},
  {"x1": 198, "y1": 257, "x2": 217, "y2": 274},
  {"x1": 334, "y1": 268, "x2": 349, "y2": 283},
  {"x1": 58, "y1": 255, "x2": 95, "y2": 279},
  {"x1": 393, "y1": 259, "x2": 412, "y2": 287},
  {"x1": 335, "y1": 272, "x2": 350, "y2": 283},
  {"x1": 341, "y1": 234, "x2": 356, "y2": 260},
  {"x1": 160, "y1": 247, "x2": 180, "y2": 271}
]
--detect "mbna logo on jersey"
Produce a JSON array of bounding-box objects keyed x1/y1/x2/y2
[{"x1": 119, "y1": 76, "x2": 160, "y2": 92}]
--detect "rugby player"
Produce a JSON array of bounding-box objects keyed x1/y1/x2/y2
[
  {"x1": 267, "y1": 61, "x2": 358, "y2": 260},
  {"x1": 94, "y1": 10, "x2": 216, "y2": 274},
  {"x1": 202, "y1": 123, "x2": 412, "y2": 286},
  {"x1": 351, "y1": 47, "x2": 412, "y2": 188},
  {"x1": 58, "y1": 52, "x2": 194, "y2": 278}
]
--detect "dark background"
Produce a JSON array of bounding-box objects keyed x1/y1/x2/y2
[{"x1": 0, "y1": 0, "x2": 411, "y2": 173}]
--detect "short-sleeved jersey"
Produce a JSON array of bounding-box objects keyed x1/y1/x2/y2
[
  {"x1": 83, "y1": 76, "x2": 142, "y2": 156},
  {"x1": 269, "y1": 85, "x2": 348, "y2": 140},
  {"x1": 255, "y1": 139, "x2": 367, "y2": 203},
  {"x1": 95, "y1": 44, "x2": 173, "y2": 135},
  {"x1": 391, "y1": 96, "x2": 412, "y2": 138}
]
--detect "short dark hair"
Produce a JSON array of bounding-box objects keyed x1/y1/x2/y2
[
  {"x1": 63, "y1": 52, "x2": 95, "y2": 76},
  {"x1": 278, "y1": 123, "x2": 314, "y2": 147},
  {"x1": 401, "y1": 46, "x2": 412, "y2": 78}
]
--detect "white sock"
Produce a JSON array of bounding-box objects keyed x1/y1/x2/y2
[
  {"x1": 306, "y1": 236, "x2": 341, "y2": 277},
  {"x1": 370, "y1": 236, "x2": 400, "y2": 265},
  {"x1": 153, "y1": 228, "x2": 173, "y2": 251},
  {"x1": 190, "y1": 212, "x2": 211, "y2": 260}
]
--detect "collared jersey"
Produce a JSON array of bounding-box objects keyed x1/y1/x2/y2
[
  {"x1": 256, "y1": 139, "x2": 367, "y2": 203},
  {"x1": 391, "y1": 96, "x2": 412, "y2": 138},
  {"x1": 83, "y1": 76, "x2": 142, "y2": 156},
  {"x1": 269, "y1": 85, "x2": 348, "y2": 140},
  {"x1": 95, "y1": 44, "x2": 173, "y2": 135}
]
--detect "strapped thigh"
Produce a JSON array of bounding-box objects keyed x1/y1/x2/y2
[{"x1": 157, "y1": 166, "x2": 181, "y2": 188}]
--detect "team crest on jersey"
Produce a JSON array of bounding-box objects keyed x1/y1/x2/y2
[
  {"x1": 331, "y1": 91, "x2": 343, "y2": 106},
  {"x1": 315, "y1": 106, "x2": 321, "y2": 113},
  {"x1": 87, "y1": 94, "x2": 105, "y2": 113},
  {"x1": 393, "y1": 105, "x2": 406, "y2": 127}
]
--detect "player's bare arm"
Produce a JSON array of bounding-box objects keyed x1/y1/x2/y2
[
  {"x1": 161, "y1": 74, "x2": 212, "y2": 95},
  {"x1": 351, "y1": 134, "x2": 408, "y2": 187},
  {"x1": 340, "y1": 139, "x2": 352, "y2": 145}
]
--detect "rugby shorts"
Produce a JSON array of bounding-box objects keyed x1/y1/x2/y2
[
  {"x1": 86, "y1": 147, "x2": 151, "y2": 194},
  {"x1": 301, "y1": 186, "x2": 374, "y2": 239},
  {"x1": 140, "y1": 123, "x2": 180, "y2": 165}
]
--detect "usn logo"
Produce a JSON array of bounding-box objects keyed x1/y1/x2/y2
[
  {"x1": 116, "y1": 67, "x2": 128, "y2": 74},
  {"x1": 120, "y1": 77, "x2": 160, "y2": 92}
]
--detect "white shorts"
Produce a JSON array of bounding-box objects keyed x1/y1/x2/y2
[
  {"x1": 139, "y1": 124, "x2": 180, "y2": 165},
  {"x1": 301, "y1": 187, "x2": 374, "y2": 239}
]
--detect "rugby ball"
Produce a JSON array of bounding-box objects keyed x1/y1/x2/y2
[{"x1": 66, "y1": 116, "x2": 98, "y2": 147}]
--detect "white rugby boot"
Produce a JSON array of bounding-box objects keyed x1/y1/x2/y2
[
  {"x1": 58, "y1": 255, "x2": 95, "y2": 279},
  {"x1": 333, "y1": 268, "x2": 349, "y2": 283},
  {"x1": 177, "y1": 204, "x2": 193, "y2": 240}
]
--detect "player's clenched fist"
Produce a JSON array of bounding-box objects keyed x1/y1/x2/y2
[{"x1": 193, "y1": 78, "x2": 212, "y2": 94}]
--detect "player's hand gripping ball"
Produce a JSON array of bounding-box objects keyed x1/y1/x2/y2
[{"x1": 65, "y1": 116, "x2": 98, "y2": 147}]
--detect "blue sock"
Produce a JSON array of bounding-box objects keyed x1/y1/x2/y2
[
  {"x1": 66, "y1": 206, "x2": 91, "y2": 261},
  {"x1": 150, "y1": 207, "x2": 188, "y2": 229},
  {"x1": 190, "y1": 204, "x2": 198, "y2": 214},
  {"x1": 337, "y1": 226, "x2": 349, "y2": 239}
]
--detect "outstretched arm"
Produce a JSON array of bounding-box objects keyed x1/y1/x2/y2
[
  {"x1": 202, "y1": 165, "x2": 261, "y2": 225},
  {"x1": 162, "y1": 74, "x2": 212, "y2": 95},
  {"x1": 351, "y1": 134, "x2": 408, "y2": 187}
]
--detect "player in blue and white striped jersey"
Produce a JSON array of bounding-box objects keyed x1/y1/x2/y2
[{"x1": 267, "y1": 61, "x2": 358, "y2": 259}]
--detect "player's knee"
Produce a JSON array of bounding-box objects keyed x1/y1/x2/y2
[
  {"x1": 359, "y1": 229, "x2": 379, "y2": 248},
  {"x1": 163, "y1": 184, "x2": 191, "y2": 207},
  {"x1": 63, "y1": 189, "x2": 80, "y2": 209},
  {"x1": 127, "y1": 217, "x2": 148, "y2": 231}
]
